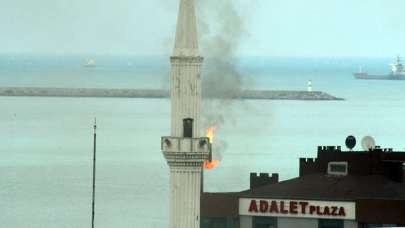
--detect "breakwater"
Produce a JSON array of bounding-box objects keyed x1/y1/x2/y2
[{"x1": 0, "y1": 87, "x2": 343, "y2": 100}]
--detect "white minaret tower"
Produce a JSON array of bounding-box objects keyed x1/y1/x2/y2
[{"x1": 161, "y1": 0, "x2": 210, "y2": 228}]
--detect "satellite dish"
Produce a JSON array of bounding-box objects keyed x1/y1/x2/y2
[
  {"x1": 361, "y1": 136, "x2": 376, "y2": 151},
  {"x1": 345, "y1": 135, "x2": 356, "y2": 150}
]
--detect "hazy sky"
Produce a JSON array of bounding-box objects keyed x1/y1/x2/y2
[{"x1": 1, "y1": 0, "x2": 404, "y2": 57}]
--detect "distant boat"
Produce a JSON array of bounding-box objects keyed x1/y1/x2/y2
[
  {"x1": 84, "y1": 59, "x2": 96, "y2": 68},
  {"x1": 353, "y1": 56, "x2": 405, "y2": 80}
]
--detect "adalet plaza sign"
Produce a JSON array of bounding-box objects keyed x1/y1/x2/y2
[{"x1": 239, "y1": 198, "x2": 356, "y2": 220}]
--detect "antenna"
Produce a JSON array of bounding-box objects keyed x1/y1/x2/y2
[
  {"x1": 345, "y1": 135, "x2": 356, "y2": 150},
  {"x1": 361, "y1": 136, "x2": 376, "y2": 151},
  {"x1": 91, "y1": 118, "x2": 97, "y2": 228}
]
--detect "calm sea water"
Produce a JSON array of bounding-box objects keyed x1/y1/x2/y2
[{"x1": 1, "y1": 55, "x2": 404, "y2": 227}]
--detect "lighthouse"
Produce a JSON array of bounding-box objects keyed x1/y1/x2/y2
[
  {"x1": 161, "y1": 0, "x2": 211, "y2": 227},
  {"x1": 307, "y1": 80, "x2": 313, "y2": 92}
]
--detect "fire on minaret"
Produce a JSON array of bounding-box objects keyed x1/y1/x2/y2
[{"x1": 161, "y1": 0, "x2": 211, "y2": 227}]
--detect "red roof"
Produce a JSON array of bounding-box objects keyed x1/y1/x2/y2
[{"x1": 240, "y1": 173, "x2": 405, "y2": 201}]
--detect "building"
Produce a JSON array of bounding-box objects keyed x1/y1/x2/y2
[
  {"x1": 201, "y1": 146, "x2": 405, "y2": 228},
  {"x1": 161, "y1": 0, "x2": 211, "y2": 228}
]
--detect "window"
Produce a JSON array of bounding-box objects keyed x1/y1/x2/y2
[
  {"x1": 330, "y1": 164, "x2": 346, "y2": 172},
  {"x1": 327, "y1": 162, "x2": 348, "y2": 176},
  {"x1": 183, "y1": 118, "x2": 193, "y2": 138},
  {"x1": 200, "y1": 217, "x2": 228, "y2": 228},
  {"x1": 253, "y1": 216, "x2": 277, "y2": 228},
  {"x1": 318, "y1": 219, "x2": 343, "y2": 228},
  {"x1": 360, "y1": 224, "x2": 398, "y2": 228}
]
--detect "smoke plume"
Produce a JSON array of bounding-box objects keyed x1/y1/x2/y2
[{"x1": 196, "y1": 0, "x2": 255, "y2": 159}]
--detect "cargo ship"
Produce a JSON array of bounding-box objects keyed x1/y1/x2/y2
[{"x1": 353, "y1": 56, "x2": 405, "y2": 80}]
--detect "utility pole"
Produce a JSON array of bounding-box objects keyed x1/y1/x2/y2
[{"x1": 91, "y1": 118, "x2": 97, "y2": 228}]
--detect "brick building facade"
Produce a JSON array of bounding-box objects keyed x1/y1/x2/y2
[{"x1": 201, "y1": 146, "x2": 405, "y2": 228}]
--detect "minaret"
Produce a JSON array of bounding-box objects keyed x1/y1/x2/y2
[{"x1": 161, "y1": 0, "x2": 210, "y2": 228}]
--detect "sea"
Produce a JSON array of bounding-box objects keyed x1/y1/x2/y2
[{"x1": 0, "y1": 55, "x2": 404, "y2": 227}]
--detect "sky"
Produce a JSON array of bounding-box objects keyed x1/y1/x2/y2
[{"x1": 0, "y1": 0, "x2": 404, "y2": 57}]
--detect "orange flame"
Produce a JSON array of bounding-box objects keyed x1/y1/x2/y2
[
  {"x1": 203, "y1": 159, "x2": 220, "y2": 169},
  {"x1": 203, "y1": 124, "x2": 220, "y2": 170},
  {"x1": 205, "y1": 124, "x2": 218, "y2": 143}
]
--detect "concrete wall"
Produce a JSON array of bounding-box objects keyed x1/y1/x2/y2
[{"x1": 278, "y1": 217, "x2": 317, "y2": 228}]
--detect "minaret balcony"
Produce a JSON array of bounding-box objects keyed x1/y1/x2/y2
[{"x1": 161, "y1": 137, "x2": 211, "y2": 167}]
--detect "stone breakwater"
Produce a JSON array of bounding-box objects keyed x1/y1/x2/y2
[
  {"x1": 240, "y1": 90, "x2": 343, "y2": 100},
  {"x1": 0, "y1": 87, "x2": 343, "y2": 100}
]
